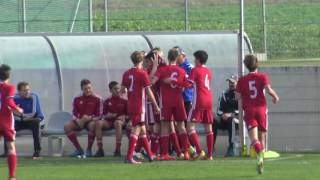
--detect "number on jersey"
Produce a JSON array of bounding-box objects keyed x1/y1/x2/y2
[
  {"x1": 248, "y1": 80, "x2": 257, "y2": 99},
  {"x1": 204, "y1": 74, "x2": 210, "y2": 90},
  {"x1": 128, "y1": 75, "x2": 134, "y2": 92},
  {"x1": 170, "y1": 72, "x2": 178, "y2": 88}
]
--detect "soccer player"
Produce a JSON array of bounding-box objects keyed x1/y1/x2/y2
[
  {"x1": 0, "y1": 64, "x2": 24, "y2": 180},
  {"x1": 186, "y1": 50, "x2": 214, "y2": 160},
  {"x1": 152, "y1": 48, "x2": 190, "y2": 160},
  {"x1": 143, "y1": 48, "x2": 165, "y2": 155},
  {"x1": 235, "y1": 54, "x2": 279, "y2": 174},
  {"x1": 94, "y1": 81, "x2": 127, "y2": 157},
  {"x1": 64, "y1": 79, "x2": 102, "y2": 158},
  {"x1": 122, "y1": 51, "x2": 160, "y2": 164}
]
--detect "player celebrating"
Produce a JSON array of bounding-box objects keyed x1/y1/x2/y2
[
  {"x1": 122, "y1": 51, "x2": 160, "y2": 164},
  {"x1": 94, "y1": 81, "x2": 128, "y2": 157},
  {"x1": 0, "y1": 64, "x2": 24, "y2": 180},
  {"x1": 64, "y1": 79, "x2": 102, "y2": 158},
  {"x1": 152, "y1": 48, "x2": 190, "y2": 160},
  {"x1": 186, "y1": 50, "x2": 214, "y2": 160},
  {"x1": 235, "y1": 54, "x2": 279, "y2": 174}
]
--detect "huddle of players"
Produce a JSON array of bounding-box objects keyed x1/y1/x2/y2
[
  {"x1": 123, "y1": 47, "x2": 214, "y2": 163},
  {"x1": 62, "y1": 47, "x2": 279, "y2": 172},
  {"x1": 63, "y1": 47, "x2": 214, "y2": 163}
]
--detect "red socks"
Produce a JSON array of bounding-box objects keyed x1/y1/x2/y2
[
  {"x1": 178, "y1": 133, "x2": 189, "y2": 152},
  {"x1": 67, "y1": 131, "x2": 82, "y2": 150},
  {"x1": 141, "y1": 135, "x2": 153, "y2": 157},
  {"x1": 97, "y1": 137, "x2": 103, "y2": 150},
  {"x1": 151, "y1": 133, "x2": 160, "y2": 155},
  {"x1": 135, "y1": 138, "x2": 143, "y2": 152},
  {"x1": 206, "y1": 132, "x2": 214, "y2": 157},
  {"x1": 87, "y1": 131, "x2": 95, "y2": 150},
  {"x1": 252, "y1": 139, "x2": 263, "y2": 154},
  {"x1": 188, "y1": 130, "x2": 202, "y2": 153},
  {"x1": 126, "y1": 134, "x2": 138, "y2": 160},
  {"x1": 7, "y1": 153, "x2": 17, "y2": 178},
  {"x1": 160, "y1": 135, "x2": 169, "y2": 155},
  {"x1": 170, "y1": 133, "x2": 182, "y2": 155},
  {"x1": 115, "y1": 142, "x2": 121, "y2": 152}
]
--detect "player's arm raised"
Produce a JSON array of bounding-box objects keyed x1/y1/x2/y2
[
  {"x1": 265, "y1": 85, "x2": 279, "y2": 104},
  {"x1": 145, "y1": 87, "x2": 160, "y2": 114},
  {"x1": 149, "y1": 53, "x2": 159, "y2": 79}
]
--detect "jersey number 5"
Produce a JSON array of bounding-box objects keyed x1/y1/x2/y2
[
  {"x1": 128, "y1": 75, "x2": 134, "y2": 92},
  {"x1": 249, "y1": 80, "x2": 257, "y2": 99}
]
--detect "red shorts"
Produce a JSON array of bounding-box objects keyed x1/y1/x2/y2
[
  {"x1": 188, "y1": 108, "x2": 213, "y2": 124},
  {"x1": 129, "y1": 113, "x2": 145, "y2": 127},
  {"x1": 244, "y1": 106, "x2": 268, "y2": 132},
  {"x1": 0, "y1": 128, "x2": 16, "y2": 142},
  {"x1": 161, "y1": 104, "x2": 187, "y2": 122},
  {"x1": 146, "y1": 103, "x2": 160, "y2": 124}
]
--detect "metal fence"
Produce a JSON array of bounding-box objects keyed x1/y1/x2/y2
[
  {"x1": 0, "y1": 0, "x2": 319, "y2": 60},
  {"x1": 0, "y1": 0, "x2": 90, "y2": 32}
]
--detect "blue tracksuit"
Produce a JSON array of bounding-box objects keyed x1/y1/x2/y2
[
  {"x1": 179, "y1": 59, "x2": 194, "y2": 102},
  {"x1": 14, "y1": 92, "x2": 44, "y2": 121}
]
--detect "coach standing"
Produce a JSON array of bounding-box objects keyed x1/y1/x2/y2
[{"x1": 174, "y1": 46, "x2": 194, "y2": 113}]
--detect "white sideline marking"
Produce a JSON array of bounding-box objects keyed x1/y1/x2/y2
[{"x1": 265, "y1": 154, "x2": 304, "y2": 162}]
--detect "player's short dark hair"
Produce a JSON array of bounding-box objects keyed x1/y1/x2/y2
[
  {"x1": 145, "y1": 48, "x2": 157, "y2": 60},
  {"x1": 173, "y1": 46, "x2": 184, "y2": 56},
  {"x1": 244, "y1": 54, "x2": 259, "y2": 72},
  {"x1": 108, "y1": 81, "x2": 118, "y2": 90},
  {"x1": 0, "y1": 64, "x2": 11, "y2": 81},
  {"x1": 131, "y1": 51, "x2": 145, "y2": 65},
  {"x1": 193, "y1": 50, "x2": 208, "y2": 64},
  {"x1": 167, "y1": 48, "x2": 179, "y2": 62},
  {"x1": 80, "y1": 79, "x2": 91, "y2": 88},
  {"x1": 17, "y1": 81, "x2": 29, "y2": 91}
]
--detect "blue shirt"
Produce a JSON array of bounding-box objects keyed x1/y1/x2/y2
[
  {"x1": 14, "y1": 92, "x2": 44, "y2": 121},
  {"x1": 179, "y1": 59, "x2": 194, "y2": 102}
]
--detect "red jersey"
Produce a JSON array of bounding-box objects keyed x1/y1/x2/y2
[
  {"x1": 155, "y1": 64, "x2": 185, "y2": 108},
  {"x1": 103, "y1": 96, "x2": 127, "y2": 117},
  {"x1": 0, "y1": 82, "x2": 18, "y2": 130},
  {"x1": 122, "y1": 67, "x2": 151, "y2": 114},
  {"x1": 236, "y1": 72, "x2": 269, "y2": 108},
  {"x1": 72, "y1": 94, "x2": 102, "y2": 119},
  {"x1": 189, "y1": 65, "x2": 213, "y2": 110}
]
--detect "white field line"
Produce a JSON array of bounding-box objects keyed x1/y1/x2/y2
[{"x1": 265, "y1": 154, "x2": 304, "y2": 162}]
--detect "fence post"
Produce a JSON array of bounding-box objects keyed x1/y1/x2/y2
[
  {"x1": 89, "y1": 0, "x2": 93, "y2": 32},
  {"x1": 262, "y1": 0, "x2": 267, "y2": 54},
  {"x1": 239, "y1": 0, "x2": 246, "y2": 156},
  {"x1": 104, "y1": 0, "x2": 108, "y2": 32},
  {"x1": 184, "y1": 0, "x2": 189, "y2": 31},
  {"x1": 22, "y1": 0, "x2": 27, "y2": 32}
]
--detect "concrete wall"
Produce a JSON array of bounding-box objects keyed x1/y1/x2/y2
[{"x1": 261, "y1": 66, "x2": 320, "y2": 152}]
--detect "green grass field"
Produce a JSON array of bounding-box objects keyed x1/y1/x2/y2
[{"x1": 0, "y1": 153, "x2": 319, "y2": 180}]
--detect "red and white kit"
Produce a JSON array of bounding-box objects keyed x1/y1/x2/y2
[
  {"x1": 236, "y1": 72, "x2": 269, "y2": 131},
  {"x1": 188, "y1": 65, "x2": 213, "y2": 124},
  {"x1": 122, "y1": 67, "x2": 151, "y2": 126},
  {"x1": 0, "y1": 82, "x2": 18, "y2": 141},
  {"x1": 103, "y1": 96, "x2": 127, "y2": 126},
  {"x1": 155, "y1": 64, "x2": 187, "y2": 121}
]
